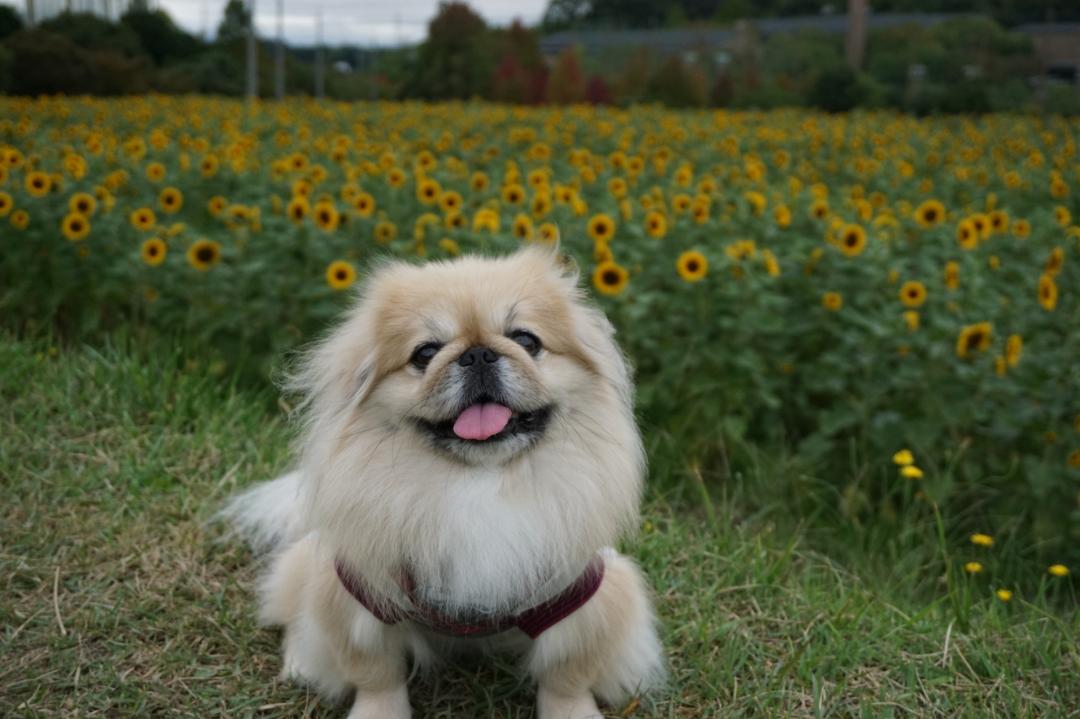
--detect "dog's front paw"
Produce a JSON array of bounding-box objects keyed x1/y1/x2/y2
[
  {"x1": 347, "y1": 685, "x2": 412, "y2": 719},
  {"x1": 536, "y1": 687, "x2": 602, "y2": 719}
]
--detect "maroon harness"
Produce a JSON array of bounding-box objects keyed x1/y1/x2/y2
[{"x1": 334, "y1": 556, "x2": 605, "y2": 639}]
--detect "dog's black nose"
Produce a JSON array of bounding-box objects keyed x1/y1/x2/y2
[{"x1": 458, "y1": 346, "x2": 499, "y2": 367}]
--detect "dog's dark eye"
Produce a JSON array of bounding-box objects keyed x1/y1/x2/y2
[
  {"x1": 410, "y1": 342, "x2": 442, "y2": 370},
  {"x1": 509, "y1": 330, "x2": 542, "y2": 356}
]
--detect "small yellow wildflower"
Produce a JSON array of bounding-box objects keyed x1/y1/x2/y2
[
  {"x1": 900, "y1": 465, "x2": 923, "y2": 479},
  {"x1": 892, "y1": 449, "x2": 914, "y2": 466}
]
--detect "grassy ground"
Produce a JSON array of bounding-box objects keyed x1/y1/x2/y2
[{"x1": 3, "y1": 336, "x2": 1079, "y2": 718}]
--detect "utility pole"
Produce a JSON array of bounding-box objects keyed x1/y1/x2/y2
[
  {"x1": 845, "y1": 0, "x2": 868, "y2": 71},
  {"x1": 274, "y1": 0, "x2": 285, "y2": 99},
  {"x1": 314, "y1": 6, "x2": 325, "y2": 99},
  {"x1": 26, "y1": 0, "x2": 35, "y2": 25},
  {"x1": 246, "y1": 0, "x2": 259, "y2": 100}
]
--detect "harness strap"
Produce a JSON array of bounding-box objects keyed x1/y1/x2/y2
[{"x1": 334, "y1": 555, "x2": 605, "y2": 639}]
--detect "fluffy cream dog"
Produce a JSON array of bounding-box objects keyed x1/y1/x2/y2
[{"x1": 224, "y1": 246, "x2": 663, "y2": 719}]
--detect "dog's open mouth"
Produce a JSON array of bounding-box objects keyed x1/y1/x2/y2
[{"x1": 416, "y1": 402, "x2": 553, "y2": 445}]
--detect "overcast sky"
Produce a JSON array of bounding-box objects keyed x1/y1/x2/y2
[{"x1": 156, "y1": 0, "x2": 548, "y2": 46}]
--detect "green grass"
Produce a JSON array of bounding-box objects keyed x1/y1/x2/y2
[{"x1": 3, "y1": 336, "x2": 1079, "y2": 718}]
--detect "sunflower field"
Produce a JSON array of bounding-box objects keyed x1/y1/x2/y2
[{"x1": 1, "y1": 95, "x2": 1078, "y2": 596}]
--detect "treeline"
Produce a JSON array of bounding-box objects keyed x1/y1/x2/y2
[
  {"x1": 542, "y1": 0, "x2": 1080, "y2": 30},
  {"x1": 0, "y1": 1, "x2": 334, "y2": 96},
  {"x1": 404, "y1": 4, "x2": 1079, "y2": 115},
  {"x1": 0, "y1": 1, "x2": 1077, "y2": 115}
]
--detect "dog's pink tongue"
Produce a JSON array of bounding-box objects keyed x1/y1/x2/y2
[{"x1": 453, "y1": 403, "x2": 512, "y2": 441}]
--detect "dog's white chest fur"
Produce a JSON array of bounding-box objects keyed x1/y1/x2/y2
[{"x1": 406, "y1": 467, "x2": 581, "y2": 613}]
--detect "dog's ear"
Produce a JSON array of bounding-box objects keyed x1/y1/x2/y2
[{"x1": 287, "y1": 291, "x2": 378, "y2": 420}]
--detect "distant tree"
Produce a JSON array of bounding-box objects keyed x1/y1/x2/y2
[
  {"x1": 585, "y1": 75, "x2": 613, "y2": 104},
  {"x1": 490, "y1": 21, "x2": 546, "y2": 103},
  {"x1": 122, "y1": 8, "x2": 202, "y2": 65},
  {"x1": 645, "y1": 56, "x2": 707, "y2": 107},
  {"x1": 37, "y1": 12, "x2": 143, "y2": 56},
  {"x1": 404, "y1": 2, "x2": 493, "y2": 100},
  {"x1": 547, "y1": 47, "x2": 586, "y2": 103},
  {"x1": 614, "y1": 47, "x2": 652, "y2": 104},
  {"x1": 216, "y1": 0, "x2": 251, "y2": 44},
  {"x1": 0, "y1": 3, "x2": 24, "y2": 41},
  {"x1": 5, "y1": 28, "x2": 149, "y2": 95}
]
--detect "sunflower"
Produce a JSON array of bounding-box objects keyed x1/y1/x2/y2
[
  {"x1": 903, "y1": 310, "x2": 919, "y2": 331},
  {"x1": 956, "y1": 322, "x2": 992, "y2": 359},
  {"x1": 989, "y1": 209, "x2": 1008, "y2": 234},
  {"x1": 354, "y1": 192, "x2": 376, "y2": 218},
  {"x1": 956, "y1": 219, "x2": 978, "y2": 250},
  {"x1": 313, "y1": 201, "x2": 340, "y2": 232},
  {"x1": 11, "y1": 209, "x2": 29, "y2": 230},
  {"x1": 838, "y1": 224, "x2": 867, "y2": 257},
  {"x1": 944, "y1": 261, "x2": 960, "y2": 290},
  {"x1": 417, "y1": 178, "x2": 441, "y2": 205},
  {"x1": 762, "y1": 249, "x2": 781, "y2": 277},
  {"x1": 915, "y1": 199, "x2": 945, "y2": 228},
  {"x1": 375, "y1": 221, "x2": 397, "y2": 244},
  {"x1": 444, "y1": 212, "x2": 467, "y2": 230},
  {"x1": 1045, "y1": 247, "x2": 1064, "y2": 276},
  {"x1": 187, "y1": 239, "x2": 222, "y2": 271},
  {"x1": 822, "y1": 291, "x2": 843, "y2": 312},
  {"x1": 809, "y1": 199, "x2": 829, "y2": 220},
  {"x1": 644, "y1": 211, "x2": 667, "y2": 239},
  {"x1": 158, "y1": 187, "x2": 183, "y2": 214},
  {"x1": 511, "y1": 213, "x2": 534, "y2": 241},
  {"x1": 502, "y1": 184, "x2": 526, "y2": 205},
  {"x1": 774, "y1": 204, "x2": 792, "y2": 228},
  {"x1": 531, "y1": 193, "x2": 552, "y2": 219},
  {"x1": 470, "y1": 171, "x2": 490, "y2": 192},
  {"x1": 676, "y1": 251, "x2": 708, "y2": 283},
  {"x1": 129, "y1": 207, "x2": 157, "y2": 232},
  {"x1": 68, "y1": 192, "x2": 97, "y2": 217},
  {"x1": 387, "y1": 168, "x2": 406, "y2": 188},
  {"x1": 439, "y1": 238, "x2": 461, "y2": 256},
  {"x1": 537, "y1": 222, "x2": 559, "y2": 244},
  {"x1": 141, "y1": 237, "x2": 167, "y2": 266},
  {"x1": 970, "y1": 213, "x2": 990, "y2": 240},
  {"x1": 439, "y1": 190, "x2": 463, "y2": 215},
  {"x1": 0, "y1": 191, "x2": 12, "y2": 217},
  {"x1": 1037, "y1": 274, "x2": 1057, "y2": 311},
  {"x1": 593, "y1": 261, "x2": 629, "y2": 296},
  {"x1": 472, "y1": 208, "x2": 500, "y2": 233},
  {"x1": 587, "y1": 213, "x2": 615, "y2": 243},
  {"x1": 208, "y1": 196, "x2": 227, "y2": 217},
  {"x1": 899, "y1": 280, "x2": 927, "y2": 308},
  {"x1": 25, "y1": 171, "x2": 51, "y2": 198},
  {"x1": 61, "y1": 212, "x2": 90, "y2": 241},
  {"x1": 1054, "y1": 206, "x2": 1071, "y2": 227},
  {"x1": 672, "y1": 194, "x2": 692, "y2": 214},
  {"x1": 145, "y1": 162, "x2": 166, "y2": 183},
  {"x1": 286, "y1": 196, "x2": 310, "y2": 223},
  {"x1": 1005, "y1": 334, "x2": 1023, "y2": 367},
  {"x1": 326, "y1": 260, "x2": 357, "y2": 291},
  {"x1": 200, "y1": 155, "x2": 219, "y2": 178}
]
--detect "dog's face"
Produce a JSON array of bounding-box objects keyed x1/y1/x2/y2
[{"x1": 304, "y1": 246, "x2": 632, "y2": 468}]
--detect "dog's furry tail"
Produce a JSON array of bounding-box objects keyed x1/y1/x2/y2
[{"x1": 218, "y1": 471, "x2": 305, "y2": 553}]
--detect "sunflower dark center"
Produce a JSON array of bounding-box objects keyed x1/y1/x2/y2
[
  {"x1": 687, "y1": 260, "x2": 700, "y2": 272},
  {"x1": 196, "y1": 247, "x2": 215, "y2": 262},
  {"x1": 602, "y1": 269, "x2": 621, "y2": 285}
]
